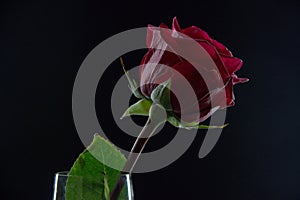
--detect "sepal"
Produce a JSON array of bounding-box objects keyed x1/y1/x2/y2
[
  {"x1": 120, "y1": 57, "x2": 144, "y2": 98},
  {"x1": 150, "y1": 80, "x2": 172, "y2": 111},
  {"x1": 121, "y1": 99, "x2": 152, "y2": 119},
  {"x1": 167, "y1": 113, "x2": 228, "y2": 129}
]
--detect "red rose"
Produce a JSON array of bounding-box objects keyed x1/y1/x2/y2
[{"x1": 139, "y1": 17, "x2": 248, "y2": 123}]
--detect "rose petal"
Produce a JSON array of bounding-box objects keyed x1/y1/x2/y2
[
  {"x1": 181, "y1": 26, "x2": 212, "y2": 41},
  {"x1": 225, "y1": 80, "x2": 235, "y2": 106},
  {"x1": 159, "y1": 27, "x2": 231, "y2": 82},
  {"x1": 198, "y1": 42, "x2": 231, "y2": 81},
  {"x1": 146, "y1": 23, "x2": 170, "y2": 48},
  {"x1": 159, "y1": 23, "x2": 168, "y2": 28},
  {"x1": 221, "y1": 57, "x2": 243, "y2": 74},
  {"x1": 140, "y1": 49, "x2": 182, "y2": 97},
  {"x1": 232, "y1": 74, "x2": 249, "y2": 85},
  {"x1": 172, "y1": 17, "x2": 182, "y2": 31},
  {"x1": 211, "y1": 39, "x2": 233, "y2": 57}
]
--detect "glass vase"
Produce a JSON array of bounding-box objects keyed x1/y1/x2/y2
[{"x1": 52, "y1": 171, "x2": 134, "y2": 200}]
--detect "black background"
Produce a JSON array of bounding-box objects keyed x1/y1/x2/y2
[{"x1": 1, "y1": 0, "x2": 300, "y2": 199}]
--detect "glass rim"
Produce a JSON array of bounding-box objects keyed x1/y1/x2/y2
[{"x1": 54, "y1": 171, "x2": 131, "y2": 177}]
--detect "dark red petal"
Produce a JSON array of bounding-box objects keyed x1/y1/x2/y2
[
  {"x1": 177, "y1": 99, "x2": 213, "y2": 123},
  {"x1": 211, "y1": 39, "x2": 233, "y2": 57},
  {"x1": 139, "y1": 49, "x2": 182, "y2": 97},
  {"x1": 159, "y1": 51, "x2": 182, "y2": 66},
  {"x1": 198, "y1": 42, "x2": 231, "y2": 81},
  {"x1": 172, "y1": 17, "x2": 181, "y2": 31},
  {"x1": 159, "y1": 23, "x2": 168, "y2": 28},
  {"x1": 221, "y1": 57, "x2": 243, "y2": 74},
  {"x1": 146, "y1": 24, "x2": 169, "y2": 48},
  {"x1": 140, "y1": 50, "x2": 182, "y2": 75},
  {"x1": 182, "y1": 26, "x2": 233, "y2": 58},
  {"x1": 167, "y1": 61, "x2": 220, "y2": 122},
  {"x1": 232, "y1": 74, "x2": 249, "y2": 85},
  {"x1": 172, "y1": 90, "x2": 223, "y2": 123},
  {"x1": 181, "y1": 26, "x2": 212, "y2": 41},
  {"x1": 205, "y1": 79, "x2": 235, "y2": 108},
  {"x1": 158, "y1": 27, "x2": 231, "y2": 83},
  {"x1": 169, "y1": 61, "x2": 208, "y2": 106},
  {"x1": 225, "y1": 80, "x2": 235, "y2": 106}
]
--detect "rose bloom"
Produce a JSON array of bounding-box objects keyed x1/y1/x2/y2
[{"x1": 139, "y1": 17, "x2": 248, "y2": 123}]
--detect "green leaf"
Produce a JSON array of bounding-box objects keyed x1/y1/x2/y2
[
  {"x1": 65, "y1": 134, "x2": 127, "y2": 200},
  {"x1": 150, "y1": 80, "x2": 172, "y2": 111},
  {"x1": 121, "y1": 99, "x2": 152, "y2": 119},
  {"x1": 167, "y1": 113, "x2": 228, "y2": 130},
  {"x1": 198, "y1": 123, "x2": 229, "y2": 129}
]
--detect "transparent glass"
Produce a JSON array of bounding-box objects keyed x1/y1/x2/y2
[{"x1": 52, "y1": 171, "x2": 134, "y2": 200}]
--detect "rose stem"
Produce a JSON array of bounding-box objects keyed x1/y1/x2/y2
[{"x1": 110, "y1": 104, "x2": 166, "y2": 200}]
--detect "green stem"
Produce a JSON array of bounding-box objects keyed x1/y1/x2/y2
[{"x1": 110, "y1": 103, "x2": 166, "y2": 200}]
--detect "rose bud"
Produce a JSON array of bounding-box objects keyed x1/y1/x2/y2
[{"x1": 123, "y1": 17, "x2": 248, "y2": 129}]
